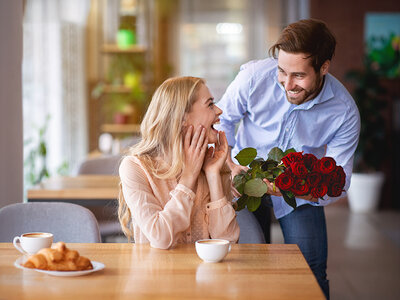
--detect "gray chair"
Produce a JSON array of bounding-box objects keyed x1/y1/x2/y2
[
  {"x1": 76, "y1": 155, "x2": 124, "y2": 242},
  {"x1": 0, "y1": 202, "x2": 101, "y2": 243},
  {"x1": 76, "y1": 154, "x2": 122, "y2": 176},
  {"x1": 236, "y1": 209, "x2": 266, "y2": 244}
]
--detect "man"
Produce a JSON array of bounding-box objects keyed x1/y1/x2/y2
[{"x1": 216, "y1": 19, "x2": 360, "y2": 299}]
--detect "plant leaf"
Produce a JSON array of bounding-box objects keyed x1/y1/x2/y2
[
  {"x1": 283, "y1": 148, "x2": 296, "y2": 156},
  {"x1": 281, "y1": 190, "x2": 297, "y2": 210},
  {"x1": 268, "y1": 147, "x2": 284, "y2": 162},
  {"x1": 244, "y1": 178, "x2": 268, "y2": 197},
  {"x1": 233, "y1": 173, "x2": 246, "y2": 195},
  {"x1": 235, "y1": 148, "x2": 257, "y2": 166},
  {"x1": 235, "y1": 195, "x2": 247, "y2": 211},
  {"x1": 246, "y1": 196, "x2": 261, "y2": 212}
]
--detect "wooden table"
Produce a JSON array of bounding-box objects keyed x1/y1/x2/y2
[
  {"x1": 27, "y1": 175, "x2": 120, "y2": 206},
  {"x1": 0, "y1": 243, "x2": 324, "y2": 299}
]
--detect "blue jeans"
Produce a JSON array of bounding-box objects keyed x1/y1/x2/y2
[{"x1": 279, "y1": 205, "x2": 330, "y2": 300}]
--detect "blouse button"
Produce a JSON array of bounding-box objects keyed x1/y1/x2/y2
[{"x1": 187, "y1": 232, "x2": 190, "y2": 236}]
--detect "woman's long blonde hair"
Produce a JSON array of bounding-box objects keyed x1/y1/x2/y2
[{"x1": 118, "y1": 76, "x2": 205, "y2": 240}]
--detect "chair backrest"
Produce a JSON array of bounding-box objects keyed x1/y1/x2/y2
[
  {"x1": 77, "y1": 155, "x2": 122, "y2": 176},
  {"x1": 236, "y1": 209, "x2": 266, "y2": 244},
  {"x1": 0, "y1": 202, "x2": 101, "y2": 243}
]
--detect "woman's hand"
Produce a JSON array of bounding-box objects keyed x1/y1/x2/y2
[
  {"x1": 202, "y1": 131, "x2": 228, "y2": 175},
  {"x1": 179, "y1": 125, "x2": 208, "y2": 190}
]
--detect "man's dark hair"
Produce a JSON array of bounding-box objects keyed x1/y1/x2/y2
[{"x1": 269, "y1": 19, "x2": 336, "y2": 72}]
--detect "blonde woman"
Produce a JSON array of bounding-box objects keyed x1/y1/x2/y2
[{"x1": 118, "y1": 76, "x2": 240, "y2": 249}]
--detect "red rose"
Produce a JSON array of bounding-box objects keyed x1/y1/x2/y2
[
  {"x1": 319, "y1": 157, "x2": 336, "y2": 174},
  {"x1": 312, "y1": 160, "x2": 321, "y2": 172},
  {"x1": 323, "y1": 173, "x2": 334, "y2": 186},
  {"x1": 275, "y1": 172, "x2": 294, "y2": 190},
  {"x1": 327, "y1": 182, "x2": 343, "y2": 197},
  {"x1": 291, "y1": 179, "x2": 310, "y2": 196},
  {"x1": 310, "y1": 183, "x2": 328, "y2": 199},
  {"x1": 334, "y1": 166, "x2": 346, "y2": 187},
  {"x1": 303, "y1": 153, "x2": 318, "y2": 171},
  {"x1": 281, "y1": 152, "x2": 303, "y2": 167},
  {"x1": 306, "y1": 171, "x2": 322, "y2": 188},
  {"x1": 290, "y1": 161, "x2": 308, "y2": 178}
]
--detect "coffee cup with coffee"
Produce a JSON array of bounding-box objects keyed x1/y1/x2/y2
[
  {"x1": 13, "y1": 232, "x2": 53, "y2": 255},
  {"x1": 195, "y1": 239, "x2": 231, "y2": 263}
]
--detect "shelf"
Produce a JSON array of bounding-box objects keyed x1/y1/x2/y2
[
  {"x1": 101, "y1": 124, "x2": 141, "y2": 134},
  {"x1": 102, "y1": 44, "x2": 147, "y2": 54},
  {"x1": 102, "y1": 85, "x2": 132, "y2": 94}
]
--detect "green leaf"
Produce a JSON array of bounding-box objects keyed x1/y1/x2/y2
[
  {"x1": 235, "y1": 148, "x2": 257, "y2": 166},
  {"x1": 244, "y1": 178, "x2": 267, "y2": 197},
  {"x1": 249, "y1": 158, "x2": 264, "y2": 169},
  {"x1": 246, "y1": 196, "x2": 261, "y2": 212},
  {"x1": 281, "y1": 190, "x2": 297, "y2": 210},
  {"x1": 272, "y1": 167, "x2": 284, "y2": 177},
  {"x1": 233, "y1": 173, "x2": 246, "y2": 195},
  {"x1": 283, "y1": 148, "x2": 296, "y2": 156},
  {"x1": 235, "y1": 195, "x2": 247, "y2": 211},
  {"x1": 268, "y1": 147, "x2": 284, "y2": 162}
]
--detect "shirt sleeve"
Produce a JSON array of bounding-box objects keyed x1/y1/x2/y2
[
  {"x1": 204, "y1": 169, "x2": 240, "y2": 243},
  {"x1": 119, "y1": 157, "x2": 195, "y2": 249},
  {"x1": 216, "y1": 64, "x2": 253, "y2": 148},
  {"x1": 315, "y1": 103, "x2": 361, "y2": 206}
]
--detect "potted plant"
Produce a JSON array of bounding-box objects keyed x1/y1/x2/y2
[{"x1": 344, "y1": 34, "x2": 400, "y2": 212}]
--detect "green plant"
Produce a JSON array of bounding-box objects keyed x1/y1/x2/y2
[
  {"x1": 367, "y1": 33, "x2": 400, "y2": 78},
  {"x1": 24, "y1": 116, "x2": 50, "y2": 186},
  {"x1": 345, "y1": 58, "x2": 388, "y2": 173}
]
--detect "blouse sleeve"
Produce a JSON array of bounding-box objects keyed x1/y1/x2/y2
[
  {"x1": 119, "y1": 157, "x2": 195, "y2": 249},
  {"x1": 205, "y1": 165, "x2": 240, "y2": 242}
]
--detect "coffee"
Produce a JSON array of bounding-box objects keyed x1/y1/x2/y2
[
  {"x1": 195, "y1": 239, "x2": 231, "y2": 263},
  {"x1": 23, "y1": 233, "x2": 52, "y2": 238},
  {"x1": 197, "y1": 240, "x2": 227, "y2": 245},
  {"x1": 13, "y1": 232, "x2": 53, "y2": 254}
]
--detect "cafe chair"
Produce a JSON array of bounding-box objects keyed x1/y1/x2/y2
[
  {"x1": 76, "y1": 154, "x2": 122, "y2": 176},
  {"x1": 0, "y1": 202, "x2": 101, "y2": 243},
  {"x1": 76, "y1": 155, "x2": 124, "y2": 242},
  {"x1": 236, "y1": 209, "x2": 266, "y2": 244}
]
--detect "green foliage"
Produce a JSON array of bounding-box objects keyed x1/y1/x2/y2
[
  {"x1": 24, "y1": 116, "x2": 50, "y2": 186},
  {"x1": 233, "y1": 147, "x2": 297, "y2": 212},
  {"x1": 345, "y1": 56, "x2": 388, "y2": 172},
  {"x1": 367, "y1": 34, "x2": 400, "y2": 79}
]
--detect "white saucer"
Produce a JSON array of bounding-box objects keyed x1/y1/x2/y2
[{"x1": 14, "y1": 256, "x2": 105, "y2": 277}]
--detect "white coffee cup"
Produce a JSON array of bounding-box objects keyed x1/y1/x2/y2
[
  {"x1": 13, "y1": 232, "x2": 53, "y2": 255},
  {"x1": 195, "y1": 239, "x2": 231, "y2": 263}
]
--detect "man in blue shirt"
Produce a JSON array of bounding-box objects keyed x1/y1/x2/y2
[{"x1": 217, "y1": 19, "x2": 360, "y2": 299}]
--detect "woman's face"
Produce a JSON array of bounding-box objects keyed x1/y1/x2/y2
[{"x1": 184, "y1": 84, "x2": 222, "y2": 144}]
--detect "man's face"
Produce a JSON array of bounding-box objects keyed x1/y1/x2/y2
[{"x1": 277, "y1": 50, "x2": 329, "y2": 105}]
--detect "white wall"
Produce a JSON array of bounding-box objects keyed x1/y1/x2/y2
[{"x1": 0, "y1": 0, "x2": 23, "y2": 208}]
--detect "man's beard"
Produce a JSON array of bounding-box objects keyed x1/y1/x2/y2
[{"x1": 285, "y1": 74, "x2": 324, "y2": 105}]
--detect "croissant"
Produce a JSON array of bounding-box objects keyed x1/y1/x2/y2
[{"x1": 23, "y1": 242, "x2": 93, "y2": 271}]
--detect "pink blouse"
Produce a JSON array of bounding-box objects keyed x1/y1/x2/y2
[{"x1": 119, "y1": 156, "x2": 240, "y2": 249}]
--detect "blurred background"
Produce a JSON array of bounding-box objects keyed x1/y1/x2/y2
[{"x1": 0, "y1": 1, "x2": 399, "y2": 299}]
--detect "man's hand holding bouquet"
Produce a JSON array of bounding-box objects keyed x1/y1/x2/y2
[{"x1": 233, "y1": 147, "x2": 346, "y2": 212}]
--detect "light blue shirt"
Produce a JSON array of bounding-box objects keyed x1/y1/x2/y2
[{"x1": 216, "y1": 58, "x2": 361, "y2": 219}]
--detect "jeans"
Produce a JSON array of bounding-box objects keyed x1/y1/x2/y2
[{"x1": 279, "y1": 204, "x2": 330, "y2": 300}]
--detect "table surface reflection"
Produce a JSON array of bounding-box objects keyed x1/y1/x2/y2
[{"x1": 0, "y1": 243, "x2": 324, "y2": 299}]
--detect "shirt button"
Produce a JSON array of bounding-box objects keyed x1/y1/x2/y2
[
  {"x1": 206, "y1": 205, "x2": 210, "y2": 209},
  {"x1": 187, "y1": 233, "x2": 191, "y2": 236}
]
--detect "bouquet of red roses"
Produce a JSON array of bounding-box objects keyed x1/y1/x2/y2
[{"x1": 233, "y1": 147, "x2": 346, "y2": 212}]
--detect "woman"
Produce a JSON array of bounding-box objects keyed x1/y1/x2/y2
[{"x1": 118, "y1": 76, "x2": 240, "y2": 249}]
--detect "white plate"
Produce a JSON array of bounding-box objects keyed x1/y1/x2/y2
[{"x1": 14, "y1": 256, "x2": 105, "y2": 277}]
